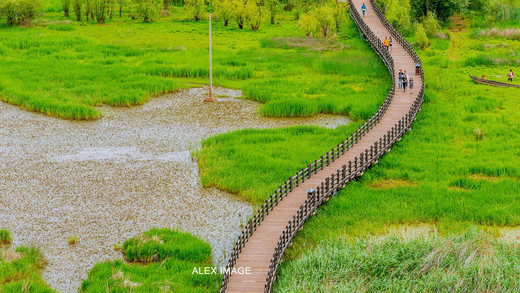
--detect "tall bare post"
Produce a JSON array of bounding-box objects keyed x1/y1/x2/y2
[{"x1": 205, "y1": 13, "x2": 217, "y2": 102}]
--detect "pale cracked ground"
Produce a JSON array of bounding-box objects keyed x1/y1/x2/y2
[{"x1": 0, "y1": 86, "x2": 350, "y2": 292}]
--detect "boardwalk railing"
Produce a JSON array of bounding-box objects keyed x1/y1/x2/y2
[{"x1": 220, "y1": 1, "x2": 425, "y2": 292}]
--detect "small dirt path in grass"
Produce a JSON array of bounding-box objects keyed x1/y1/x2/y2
[{"x1": 0, "y1": 86, "x2": 349, "y2": 293}]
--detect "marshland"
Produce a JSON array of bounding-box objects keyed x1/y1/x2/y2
[{"x1": 1, "y1": 0, "x2": 519, "y2": 292}]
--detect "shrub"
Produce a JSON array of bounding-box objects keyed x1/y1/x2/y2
[
  {"x1": 62, "y1": 0, "x2": 71, "y2": 17},
  {"x1": 298, "y1": 11, "x2": 318, "y2": 37},
  {"x1": 386, "y1": 0, "x2": 412, "y2": 34},
  {"x1": 215, "y1": 0, "x2": 233, "y2": 26},
  {"x1": 331, "y1": 0, "x2": 346, "y2": 31},
  {"x1": 265, "y1": 0, "x2": 280, "y2": 24},
  {"x1": 415, "y1": 22, "x2": 430, "y2": 49},
  {"x1": 85, "y1": 0, "x2": 93, "y2": 21},
  {"x1": 233, "y1": 0, "x2": 246, "y2": 29},
  {"x1": 0, "y1": 230, "x2": 11, "y2": 244},
  {"x1": 0, "y1": 0, "x2": 41, "y2": 26},
  {"x1": 423, "y1": 11, "x2": 440, "y2": 37},
  {"x1": 130, "y1": 0, "x2": 161, "y2": 22},
  {"x1": 73, "y1": 0, "x2": 82, "y2": 21},
  {"x1": 92, "y1": 0, "x2": 108, "y2": 23},
  {"x1": 184, "y1": 0, "x2": 206, "y2": 21},
  {"x1": 245, "y1": 0, "x2": 262, "y2": 31},
  {"x1": 313, "y1": 5, "x2": 335, "y2": 37}
]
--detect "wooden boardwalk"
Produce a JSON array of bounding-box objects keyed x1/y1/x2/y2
[{"x1": 224, "y1": 1, "x2": 423, "y2": 292}]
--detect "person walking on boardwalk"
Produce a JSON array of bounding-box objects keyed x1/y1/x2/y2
[
  {"x1": 389, "y1": 37, "x2": 393, "y2": 53},
  {"x1": 384, "y1": 37, "x2": 390, "y2": 51},
  {"x1": 398, "y1": 69, "x2": 403, "y2": 89},
  {"x1": 509, "y1": 69, "x2": 514, "y2": 82},
  {"x1": 361, "y1": 3, "x2": 367, "y2": 17},
  {"x1": 402, "y1": 70, "x2": 409, "y2": 92},
  {"x1": 409, "y1": 77, "x2": 414, "y2": 94}
]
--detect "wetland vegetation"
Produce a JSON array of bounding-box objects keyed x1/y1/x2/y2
[{"x1": 1, "y1": 0, "x2": 519, "y2": 291}]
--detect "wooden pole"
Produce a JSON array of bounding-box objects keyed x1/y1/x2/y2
[{"x1": 205, "y1": 13, "x2": 216, "y2": 102}]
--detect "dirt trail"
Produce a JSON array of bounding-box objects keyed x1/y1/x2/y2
[{"x1": 0, "y1": 87, "x2": 349, "y2": 292}]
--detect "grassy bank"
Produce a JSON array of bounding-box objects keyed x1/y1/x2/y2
[
  {"x1": 274, "y1": 230, "x2": 520, "y2": 292},
  {"x1": 81, "y1": 229, "x2": 221, "y2": 292},
  {"x1": 281, "y1": 23, "x2": 520, "y2": 255},
  {"x1": 0, "y1": 4, "x2": 388, "y2": 120},
  {"x1": 195, "y1": 23, "x2": 390, "y2": 204},
  {"x1": 0, "y1": 231, "x2": 54, "y2": 292}
]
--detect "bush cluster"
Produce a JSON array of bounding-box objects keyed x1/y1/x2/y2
[{"x1": 0, "y1": 0, "x2": 41, "y2": 26}]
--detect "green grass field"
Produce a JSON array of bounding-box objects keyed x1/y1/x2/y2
[
  {"x1": 81, "y1": 229, "x2": 221, "y2": 292},
  {"x1": 0, "y1": 231, "x2": 54, "y2": 292},
  {"x1": 269, "y1": 17, "x2": 520, "y2": 292},
  {"x1": 0, "y1": 4, "x2": 389, "y2": 120}
]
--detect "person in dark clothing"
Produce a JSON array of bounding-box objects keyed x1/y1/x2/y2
[{"x1": 402, "y1": 70, "x2": 408, "y2": 92}]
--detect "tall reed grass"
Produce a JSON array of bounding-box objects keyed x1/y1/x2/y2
[{"x1": 275, "y1": 230, "x2": 520, "y2": 292}]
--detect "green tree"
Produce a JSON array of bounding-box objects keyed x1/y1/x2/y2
[
  {"x1": 409, "y1": 0, "x2": 469, "y2": 23},
  {"x1": 265, "y1": 0, "x2": 280, "y2": 24},
  {"x1": 298, "y1": 11, "x2": 317, "y2": 37},
  {"x1": 73, "y1": 0, "x2": 82, "y2": 20},
  {"x1": 131, "y1": 0, "x2": 161, "y2": 22},
  {"x1": 331, "y1": 0, "x2": 346, "y2": 31},
  {"x1": 62, "y1": 0, "x2": 71, "y2": 17},
  {"x1": 313, "y1": 5, "x2": 335, "y2": 37},
  {"x1": 415, "y1": 22, "x2": 430, "y2": 49},
  {"x1": 0, "y1": 0, "x2": 41, "y2": 26},
  {"x1": 422, "y1": 11, "x2": 440, "y2": 36},
  {"x1": 85, "y1": 0, "x2": 92, "y2": 20},
  {"x1": 92, "y1": 0, "x2": 108, "y2": 23},
  {"x1": 185, "y1": 0, "x2": 206, "y2": 21},
  {"x1": 386, "y1": 0, "x2": 412, "y2": 34},
  {"x1": 107, "y1": 0, "x2": 115, "y2": 18},
  {"x1": 245, "y1": 0, "x2": 262, "y2": 30},
  {"x1": 215, "y1": 0, "x2": 233, "y2": 26},
  {"x1": 233, "y1": 0, "x2": 246, "y2": 29},
  {"x1": 118, "y1": 0, "x2": 125, "y2": 17}
]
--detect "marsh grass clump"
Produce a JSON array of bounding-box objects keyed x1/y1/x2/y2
[
  {"x1": 0, "y1": 245, "x2": 53, "y2": 292},
  {"x1": 47, "y1": 23, "x2": 75, "y2": 31},
  {"x1": 474, "y1": 127, "x2": 483, "y2": 141},
  {"x1": 122, "y1": 228, "x2": 211, "y2": 263},
  {"x1": 68, "y1": 235, "x2": 78, "y2": 245},
  {"x1": 275, "y1": 230, "x2": 520, "y2": 292},
  {"x1": 82, "y1": 229, "x2": 220, "y2": 292},
  {"x1": 0, "y1": 230, "x2": 11, "y2": 245}
]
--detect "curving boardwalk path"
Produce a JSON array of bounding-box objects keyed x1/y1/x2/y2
[{"x1": 224, "y1": 1, "x2": 423, "y2": 292}]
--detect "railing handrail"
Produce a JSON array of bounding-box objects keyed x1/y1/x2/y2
[{"x1": 220, "y1": 1, "x2": 425, "y2": 292}]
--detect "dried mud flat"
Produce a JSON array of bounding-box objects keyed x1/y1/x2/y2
[{"x1": 0, "y1": 87, "x2": 350, "y2": 292}]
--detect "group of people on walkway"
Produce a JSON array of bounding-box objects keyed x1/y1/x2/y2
[
  {"x1": 398, "y1": 69, "x2": 414, "y2": 93},
  {"x1": 360, "y1": 2, "x2": 415, "y2": 93}
]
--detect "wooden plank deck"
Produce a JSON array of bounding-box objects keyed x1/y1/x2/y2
[{"x1": 225, "y1": 0, "x2": 423, "y2": 291}]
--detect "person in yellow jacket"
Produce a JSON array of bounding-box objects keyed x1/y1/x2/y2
[{"x1": 384, "y1": 37, "x2": 390, "y2": 51}]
